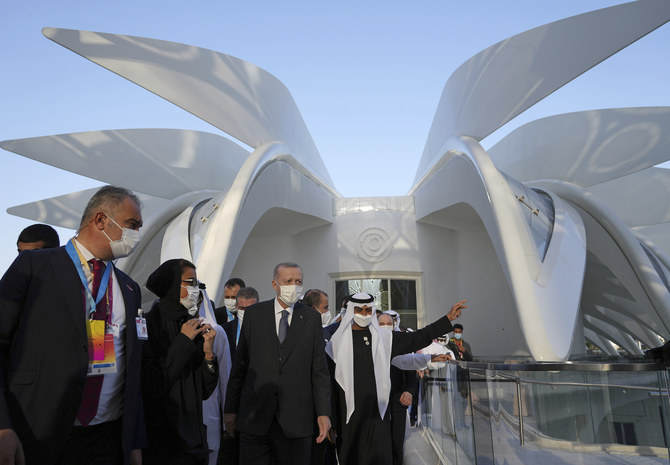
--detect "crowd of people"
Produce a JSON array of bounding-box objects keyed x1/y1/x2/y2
[{"x1": 0, "y1": 186, "x2": 473, "y2": 465}]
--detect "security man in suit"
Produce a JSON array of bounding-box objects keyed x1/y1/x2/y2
[
  {"x1": 219, "y1": 286, "x2": 259, "y2": 465},
  {"x1": 0, "y1": 185, "x2": 146, "y2": 465},
  {"x1": 223, "y1": 262, "x2": 331, "y2": 465},
  {"x1": 221, "y1": 286, "x2": 259, "y2": 361}
]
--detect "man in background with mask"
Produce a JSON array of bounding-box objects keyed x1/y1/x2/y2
[
  {"x1": 222, "y1": 286, "x2": 259, "y2": 360},
  {"x1": 220, "y1": 286, "x2": 259, "y2": 465},
  {"x1": 447, "y1": 324, "x2": 473, "y2": 361},
  {"x1": 215, "y1": 278, "x2": 246, "y2": 324},
  {"x1": 0, "y1": 185, "x2": 146, "y2": 465},
  {"x1": 302, "y1": 289, "x2": 332, "y2": 327},
  {"x1": 224, "y1": 262, "x2": 331, "y2": 465}
]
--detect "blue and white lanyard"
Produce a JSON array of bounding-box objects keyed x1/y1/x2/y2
[{"x1": 65, "y1": 239, "x2": 112, "y2": 316}]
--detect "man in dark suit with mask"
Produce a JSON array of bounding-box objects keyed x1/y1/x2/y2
[
  {"x1": 0, "y1": 185, "x2": 146, "y2": 465},
  {"x1": 224, "y1": 262, "x2": 331, "y2": 465}
]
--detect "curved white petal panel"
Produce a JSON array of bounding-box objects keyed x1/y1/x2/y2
[
  {"x1": 414, "y1": 136, "x2": 587, "y2": 361},
  {"x1": 635, "y1": 222, "x2": 670, "y2": 259},
  {"x1": 488, "y1": 108, "x2": 670, "y2": 187},
  {"x1": 113, "y1": 190, "x2": 218, "y2": 305},
  {"x1": 160, "y1": 203, "x2": 199, "y2": 263},
  {"x1": 584, "y1": 302, "x2": 661, "y2": 349},
  {"x1": 584, "y1": 316, "x2": 643, "y2": 355},
  {"x1": 6, "y1": 187, "x2": 168, "y2": 230},
  {"x1": 185, "y1": 142, "x2": 336, "y2": 303},
  {"x1": 1, "y1": 129, "x2": 247, "y2": 199},
  {"x1": 42, "y1": 28, "x2": 335, "y2": 190},
  {"x1": 586, "y1": 167, "x2": 670, "y2": 227},
  {"x1": 583, "y1": 328, "x2": 618, "y2": 356},
  {"x1": 415, "y1": 0, "x2": 670, "y2": 184},
  {"x1": 532, "y1": 180, "x2": 670, "y2": 337}
]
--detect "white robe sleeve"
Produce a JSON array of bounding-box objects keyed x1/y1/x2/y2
[{"x1": 391, "y1": 353, "x2": 432, "y2": 370}]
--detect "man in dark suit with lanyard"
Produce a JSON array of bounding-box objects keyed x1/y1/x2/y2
[
  {"x1": 219, "y1": 286, "x2": 258, "y2": 465},
  {"x1": 0, "y1": 185, "x2": 146, "y2": 465},
  {"x1": 222, "y1": 286, "x2": 259, "y2": 361},
  {"x1": 224, "y1": 262, "x2": 331, "y2": 465}
]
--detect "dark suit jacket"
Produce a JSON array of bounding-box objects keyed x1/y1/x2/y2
[
  {"x1": 224, "y1": 299, "x2": 331, "y2": 438},
  {"x1": 323, "y1": 321, "x2": 340, "y2": 341},
  {"x1": 390, "y1": 365, "x2": 417, "y2": 399},
  {"x1": 222, "y1": 318, "x2": 239, "y2": 361},
  {"x1": 0, "y1": 246, "x2": 146, "y2": 464}
]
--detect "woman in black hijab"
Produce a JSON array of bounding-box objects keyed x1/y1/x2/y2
[{"x1": 143, "y1": 259, "x2": 218, "y2": 465}]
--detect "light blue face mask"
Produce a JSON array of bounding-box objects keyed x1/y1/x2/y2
[{"x1": 454, "y1": 333, "x2": 463, "y2": 340}]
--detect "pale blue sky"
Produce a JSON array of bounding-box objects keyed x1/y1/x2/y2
[{"x1": 1, "y1": 0, "x2": 669, "y2": 273}]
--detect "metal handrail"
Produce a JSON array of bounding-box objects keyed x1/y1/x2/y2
[
  {"x1": 486, "y1": 369, "x2": 667, "y2": 393},
  {"x1": 449, "y1": 359, "x2": 665, "y2": 372}
]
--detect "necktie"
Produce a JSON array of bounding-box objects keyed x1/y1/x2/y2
[
  {"x1": 278, "y1": 309, "x2": 289, "y2": 344},
  {"x1": 77, "y1": 259, "x2": 110, "y2": 426}
]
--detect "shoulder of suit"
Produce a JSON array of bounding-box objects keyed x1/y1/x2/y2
[
  {"x1": 112, "y1": 265, "x2": 137, "y2": 285},
  {"x1": 294, "y1": 302, "x2": 321, "y2": 323},
  {"x1": 254, "y1": 299, "x2": 275, "y2": 311},
  {"x1": 14, "y1": 245, "x2": 68, "y2": 270}
]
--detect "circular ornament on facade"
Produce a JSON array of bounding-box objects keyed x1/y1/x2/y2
[{"x1": 357, "y1": 227, "x2": 392, "y2": 263}]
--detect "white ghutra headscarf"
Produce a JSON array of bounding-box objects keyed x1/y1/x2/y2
[{"x1": 325, "y1": 293, "x2": 393, "y2": 423}]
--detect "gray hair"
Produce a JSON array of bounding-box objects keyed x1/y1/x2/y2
[
  {"x1": 79, "y1": 186, "x2": 142, "y2": 231},
  {"x1": 272, "y1": 262, "x2": 302, "y2": 280},
  {"x1": 236, "y1": 286, "x2": 259, "y2": 303}
]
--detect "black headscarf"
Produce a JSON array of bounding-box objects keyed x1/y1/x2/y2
[{"x1": 146, "y1": 258, "x2": 189, "y2": 319}]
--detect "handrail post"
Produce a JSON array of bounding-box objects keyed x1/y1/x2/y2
[{"x1": 516, "y1": 377, "x2": 525, "y2": 446}]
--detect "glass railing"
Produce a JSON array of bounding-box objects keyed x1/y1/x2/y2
[{"x1": 419, "y1": 359, "x2": 670, "y2": 464}]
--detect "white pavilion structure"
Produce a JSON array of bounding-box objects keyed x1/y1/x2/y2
[{"x1": 3, "y1": 0, "x2": 670, "y2": 361}]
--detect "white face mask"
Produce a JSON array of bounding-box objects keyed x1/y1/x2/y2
[
  {"x1": 353, "y1": 313, "x2": 372, "y2": 327},
  {"x1": 277, "y1": 284, "x2": 302, "y2": 307},
  {"x1": 103, "y1": 215, "x2": 141, "y2": 259},
  {"x1": 223, "y1": 298, "x2": 237, "y2": 313},
  {"x1": 321, "y1": 310, "x2": 333, "y2": 326},
  {"x1": 180, "y1": 285, "x2": 199, "y2": 315},
  {"x1": 237, "y1": 309, "x2": 245, "y2": 322},
  {"x1": 379, "y1": 324, "x2": 393, "y2": 331}
]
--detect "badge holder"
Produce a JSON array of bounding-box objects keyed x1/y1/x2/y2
[
  {"x1": 86, "y1": 319, "x2": 117, "y2": 375},
  {"x1": 136, "y1": 309, "x2": 148, "y2": 340}
]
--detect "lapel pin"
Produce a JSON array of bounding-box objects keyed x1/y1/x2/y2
[{"x1": 126, "y1": 284, "x2": 134, "y2": 292}]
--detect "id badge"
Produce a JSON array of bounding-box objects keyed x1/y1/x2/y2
[
  {"x1": 86, "y1": 319, "x2": 106, "y2": 361},
  {"x1": 86, "y1": 325, "x2": 117, "y2": 376},
  {"x1": 136, "y1": 316, "x2": 148, "y2": 340}
]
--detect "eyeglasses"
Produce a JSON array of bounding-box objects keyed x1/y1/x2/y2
[{"x1": 181, "y1": 278, "x2": 199, "y2": 286}]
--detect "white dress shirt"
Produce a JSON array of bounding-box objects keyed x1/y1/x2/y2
[
  {"x1": 73, "y1": 238, "x2": 126, "y2": 425},
  {"x1": 274, "y1": 297, "x2": 294, "y2": 335}
]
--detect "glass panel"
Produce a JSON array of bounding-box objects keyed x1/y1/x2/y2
[
  {"x1": 379, "y1": 279, "x2": 389, "y2": 311},
  {"x1": 335, "y1": 280, "x2": 349, "y2": 312},
  {"x1": 420, "y1": 363, "x2": 670, "y2": 465},
  {"x1": 334, "y1": 278, "x2": 419, "y2": 318},
  {"x1": 390, "y1": 279, "x2": 417, "y2": 330}
]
